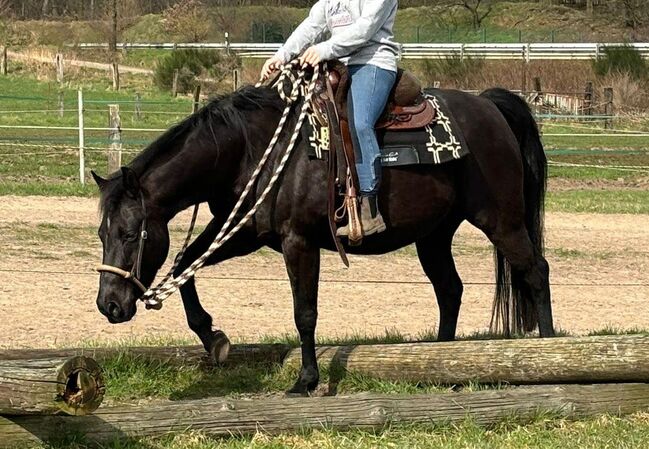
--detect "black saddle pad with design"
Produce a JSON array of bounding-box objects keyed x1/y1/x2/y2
[{"x1": 307, "y1": 90, "x2": 469, "y2": 167}]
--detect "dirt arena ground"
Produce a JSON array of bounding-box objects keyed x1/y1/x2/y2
[{"x1": 0, "y1": 195, "x2": 647, "y2": 349}]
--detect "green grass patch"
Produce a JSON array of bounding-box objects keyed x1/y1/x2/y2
[{"x1": 546, "y1": 189, "x2": 649, "y2": 214}]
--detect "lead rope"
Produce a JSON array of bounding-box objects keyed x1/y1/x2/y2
[{"x1": 142, "y1": 62, "x2": 320, "y2": 308}]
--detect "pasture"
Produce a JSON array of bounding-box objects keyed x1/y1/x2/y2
[{"x1": 0, "y1": 50, "x2": 649, "y2": 449}]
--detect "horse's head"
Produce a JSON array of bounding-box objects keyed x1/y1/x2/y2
[{"x1": 92, "y1": 167, "x2": 170, "y2": 323}]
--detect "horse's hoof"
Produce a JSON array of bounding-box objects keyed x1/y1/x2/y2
[
  {"x1": 285, "y1": 377, "x2": 318, "y2": 397},
  {"x1": 209, "y1": 330, "x2": 231, "y2": 364},
  {"x1": 285, "y1": 384, "x2": 312, "y2": 398}
]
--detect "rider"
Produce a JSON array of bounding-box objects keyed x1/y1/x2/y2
[{"x1": 261, "y1": 0, "x2": 400, "y2": 237}]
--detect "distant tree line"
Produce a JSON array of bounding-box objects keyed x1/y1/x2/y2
[
  {"x1": 3, "y1": 0, "x2": 349, "y2": 19},
  {"x1": 1, "y1": 0, "x2": 647, "y2": 32}
]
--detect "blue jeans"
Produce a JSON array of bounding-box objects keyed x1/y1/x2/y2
[{"x1": 347, "y1": 64, "x2": 397, "y2": 195}]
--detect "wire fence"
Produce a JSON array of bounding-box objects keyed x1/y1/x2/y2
[{"x1": 1, "y1": 90, "x2": 649, "y2": 191}]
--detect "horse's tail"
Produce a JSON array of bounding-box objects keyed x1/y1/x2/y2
[{"x1": 479, "y1": 88, "x2": 547, "y2": 336}]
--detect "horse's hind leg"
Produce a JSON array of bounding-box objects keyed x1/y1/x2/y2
[
  {"x1": 479, "y1": 220, "x2": 554, "y2": 337},
  {"x1": 416, "y1": 219, "x2": 464, "y2": 342}
]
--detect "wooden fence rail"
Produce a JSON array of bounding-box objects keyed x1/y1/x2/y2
[
  {"x1": 4, "y1": 335, "x2": 649, "y2": 386},
  {"x1": 2, "y1": 383, "x2": 649, "y2": 447}
]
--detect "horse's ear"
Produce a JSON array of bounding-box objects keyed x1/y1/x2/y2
[
  {"x1": 121, "y1": 167, "x2": 140, "y2": 197},
  {"x1": 91, "y1": 170, "x2": 108, "y2": 189}
]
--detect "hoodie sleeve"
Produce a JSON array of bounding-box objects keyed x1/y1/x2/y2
[
  {"x1": 275, "y1": 0, "x2": 328, "y2": 63},
  {"x1": 314, "y1": 0, "x2": 395, "y2": 60}
]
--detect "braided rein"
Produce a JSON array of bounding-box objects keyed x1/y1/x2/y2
[{"x1": 129, "y1": 62, "x2": 321, "y2": 309}]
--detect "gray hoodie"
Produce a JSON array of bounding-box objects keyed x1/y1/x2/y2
[{"x1": 275, "y1": 0, "x2": 400, "y2": 72}]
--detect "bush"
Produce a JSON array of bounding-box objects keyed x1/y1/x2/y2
[
  {"x1": 592, "y1": 44, "x2": 648, "y2": 80},
  {"x1": 153, "y1": 49, "x2": 238, "y2": 94}
]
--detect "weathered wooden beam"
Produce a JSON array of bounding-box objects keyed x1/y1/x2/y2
[
  {"x1": 284, "y1": 335, "x2": 649, "y2": 385},
  {"x1": 0, "y1": 356, "x2": 104, "y2": 416},
  {"x1": 0, "y1": 344, "x2": 291, "y2": 367},
  {"x1": 2, "y1": 383, "x2": 649, "y2": 446}
]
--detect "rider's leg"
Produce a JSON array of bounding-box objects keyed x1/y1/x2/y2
[{"x1": 339, "y1": 64, "x2": 396, "y2": 237}]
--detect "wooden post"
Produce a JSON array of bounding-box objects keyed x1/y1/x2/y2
[
  {"x1": 1, "y1": 46, "x2": 7, "y2": 76},
  {"x1": 604, "y1": 87, "x2": 614, "y2": 129},
  {"x1": 533, "y1": 76, "x2": 543, "y2": 129},
  {"x1": 78, "y1": 90, "x2": 85, "y2": 185},
  {"x1": 0, "y1": 356, "x2": 104, "y2": 416},
  {"x1": 134, "y1": 93, "x2": 142, "y2": 120},
  {"x1": 521, "y1": 44, "x2": 530, "y2": 93},
  {"x1": 108, "y1": 104, "x2": 122, "y2": 173},
  {"x1": 55, "y1": 52, "x2": 64, "y2": 84},
  {"x1": 3, "y1": 384, "x2": 649, "y2": 445},
  {"x1": 172, "y1": 69, "x2": 179, "y2": 97},
  {"x1": 58, "y1": 91, "x2": 64, "y2": 118},
  {"x1": 584, "y1": 81, "x2": 593, "y2": 116},
  {"x1": 111, "y1": 62, "x2": 120, "y2": 91},
  {"x1": 533, "y1": 77, "x2": 543, "y2": 105},
  {"x1": 587, "y1": 0, "x2": 594, "y2": 16},
  {"x1": 232, "y1": 68, "x2": 240, "y2": 91},
  {"x1": 193, "y1": 84, "x2": 201, "y2": 113}
]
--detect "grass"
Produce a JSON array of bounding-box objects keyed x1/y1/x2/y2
[{"x1": 546, "y1": 189, "x2": 649, "y2": 214}]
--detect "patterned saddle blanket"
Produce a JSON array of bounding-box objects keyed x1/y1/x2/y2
[{"x1": 307, "y1": 90, "x2": 469, "y2": 167}]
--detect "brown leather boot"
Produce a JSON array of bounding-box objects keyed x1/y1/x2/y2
[{"x1": 337, "y1": 195, "x2": 386, "y2": 237}]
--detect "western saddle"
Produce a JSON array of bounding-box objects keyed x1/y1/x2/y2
[
  {"x1": 325, "y1": 61, "x2": 435, "y2": 131},
  {"x1": 310, "y1": 62, "x2": 435, "y2": 258}
]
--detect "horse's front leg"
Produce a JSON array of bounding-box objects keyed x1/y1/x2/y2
[
  {"x1": 173, "y1": 219, "x2": 261, "y2": 361},
  {"x1": 282, "y1": 232, "x2": 321, "y2": 396}
]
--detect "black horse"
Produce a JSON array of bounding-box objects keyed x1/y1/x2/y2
[{"x1": 92, "y1": 82, "x2": 554, "y2": 395}]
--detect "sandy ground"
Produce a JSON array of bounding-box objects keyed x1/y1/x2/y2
[{"x1": 0, "y1": 195, "x2": 648, "y2": 349}]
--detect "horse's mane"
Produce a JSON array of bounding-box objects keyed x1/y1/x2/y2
[{"x1": 100, "y1": 85, "x2": 283, "y2": 214}]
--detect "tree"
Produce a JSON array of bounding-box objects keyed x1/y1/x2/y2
[
  {"x1": 162, "y1": 0, "x2": 210, "y2": 43},
  {"x1": 0, "y1": 0, "x2": 12, "y2": 18},
  {"x1": 619, "y1": 0, "x2": 648, "y2": 29},
  {"x1": 457, "y1": 0, "x2": 493, "y2": 31}
]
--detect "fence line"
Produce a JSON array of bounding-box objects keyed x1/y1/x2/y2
[
  {"x1": 1, "y1": 87, "x2": 648, "y2": 185},
  {"x1": 70, "y1": 42, "x2": 649, "y2": 60}
]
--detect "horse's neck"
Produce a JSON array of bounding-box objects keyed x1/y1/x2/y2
[{"x1": 139, "y1": 139, "x2": 222, "y2": 222}]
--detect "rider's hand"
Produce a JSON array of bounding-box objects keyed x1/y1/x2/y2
[
  {"x1": 261, "y1": 56, "x2": 283, "y2": 81},
  {"x1": 299, "y1": 46, "x2": 322, "y2": 68}
]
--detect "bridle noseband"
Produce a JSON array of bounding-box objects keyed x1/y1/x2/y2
[{"x1": 96, "y1": 193, "x2": 149, "y2": 296}]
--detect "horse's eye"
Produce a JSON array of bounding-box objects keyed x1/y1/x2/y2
[{"x1": 125, "y1": 232, "x2": 138, "y2": 242}]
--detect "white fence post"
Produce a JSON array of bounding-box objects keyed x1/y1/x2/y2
[
  {"x1": 108, "y1": 104, "x2": 122, "y2": 173},
  {"x1": 78, "y1": 90, "x2": 85, "y2": 185},
  {"x1": 55, "y1": 53, "x2": 64, "y2": 84}
]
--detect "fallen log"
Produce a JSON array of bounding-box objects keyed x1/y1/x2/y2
[
  {"x1": 5, "y1": 335, "x2": 649, "y2": 386},
  {"x1": 0, "y1": 343, "x2": 291, "y2": 367},
  {"x1": 0, "y1": 356, "x2": 104, "y2": 416},
  {"x1": 283, "y1": 334, "x2": 649, "y2": 385},
  {"x1": 2, "y1": 383, "x2": 649, "y2": 446}
]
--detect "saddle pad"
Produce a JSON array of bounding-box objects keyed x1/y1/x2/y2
[{"x1": 307, "y1": 91, "x2": 469, "y2": 167}]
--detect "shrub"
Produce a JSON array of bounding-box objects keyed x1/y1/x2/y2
[
  {"x1": 154, "y1": 49, "x2": 239, "y2": 94},
  {"x1": 592, "y1": 44, "x2": 648, "y2": 80}
]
